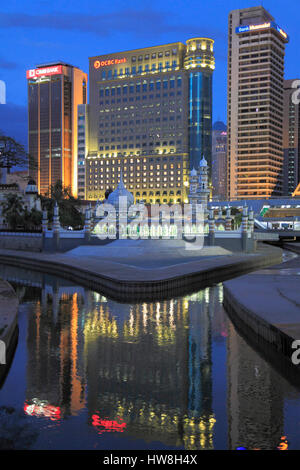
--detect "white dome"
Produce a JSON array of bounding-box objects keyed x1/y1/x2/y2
[
  {"x1": 199, "y1": 156, "x2": 208, "y2": 167},
  {"x1": 25, "y1": 179, "x2": 38, "y2": 194},
  {"x1": 190, "y1": 167, "x2": 197, "y2": 177},
  {"x1": 107, "y1": 174, "x2": 134, "y2": 210}
]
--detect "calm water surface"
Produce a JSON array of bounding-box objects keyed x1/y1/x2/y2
[{"x1": 0, "y1": 264, "x2": 299, "y2": 450}]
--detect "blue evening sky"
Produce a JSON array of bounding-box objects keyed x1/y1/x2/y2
[{"x1": 0, "y1": 0, "x2": 299, "y2": 147}]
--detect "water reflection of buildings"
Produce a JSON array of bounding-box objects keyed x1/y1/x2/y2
[
  {"x1": 1, "y1": 265, "x2": 225, "y2": 449},
  {"x1": 83, "y1": 291, "x2": 217, "y2": 450},
  {"x1": 3, "y1": 262, "x2": 300, "y2": 450},
  {"x1": 227, "y1": 320, "x2": 287, "y2": 450}
]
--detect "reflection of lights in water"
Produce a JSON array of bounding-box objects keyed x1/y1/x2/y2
[
  {"x1": 204, "y1": 288, "x2": 209, "y2": 304},
  {"x1": 129, "y1": 309, "x2": 134, "y2": 334},
  {"x1": 218, "y1": 285, "x2": 223, "y2": 303},
  {"x1": 92, "y1": 414, "x2": 126, "y2": 434},
  {"x1": 93, "y1": 292, "x2": 107, "y2": 302},
  {"x1": 278, "y1": 436, "x2": 289, "y2": 450},
  {"x1": 156, "y1": 302, "x2": 161, "y2": 323},
  {"x1": 143, "y1": 311, "x2": 147, "y2": 332},
  {"x1": 236, "y1": 436, "x2": 289, "y2": 451},
  {"x1": 24, "y1": 399, "x2": 61, "y2": 421},
  {"x1": 169, "y1": 310, "x2": 175, "y2": 330}
]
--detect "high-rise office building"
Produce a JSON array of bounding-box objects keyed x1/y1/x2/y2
[
  {"x1": 85, "y1": 39, "x2": 215, "y2": 204},
  {"x1": 283, "y1": 79, "x2": 300, "y2": 196},
  {"x1": 211, "y1": 121, "x2": 227, "y2": 200},
  {"x1": 227, "y1": 6, "x2": 289, "y2": 200},
  {"x1": 77, "y1": 104, "x2": 89, "y2": 199},
  {"x1": 27, "y1": 62, "x2": 87, "y2": 196}
]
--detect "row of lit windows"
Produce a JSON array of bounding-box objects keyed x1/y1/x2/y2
[
  {"x1": 99, "y1": 62, "x2": 179, "y2": 80},
  {"x1": 99, "y1": 92, "x2": 182, "y2": 105},
  {"x1": 99, "y1": 77, "x2": 182, "y2": 96},
  {"x1": 88, "y1": 183, "x2": 182, "y2": 189},
  {"x1": 131, "y1": 49, "x2": 178, "y2": 61},
  {"x1": 99, "y1": 107, "x2": 183, "y2": 120},
  {"x1": 99, "y1": 138, "x2": 181, "y2": 145}
]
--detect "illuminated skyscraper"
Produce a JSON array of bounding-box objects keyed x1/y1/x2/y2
[
  {"x1": 27, "y1": 62, "x2": 87, "y2": 196},
  {"x1": 227, "y1": 7, "x2": 289, "y2": 200},
  {"x1": 283, "y1": 79, "x2": 300, "y2": 196},
  {"x1": 86, "y1": 39, "x2": 215, "y2": 203},
  {"x1": 211, "y1": 121, "x2": 227, "y2": 200}
]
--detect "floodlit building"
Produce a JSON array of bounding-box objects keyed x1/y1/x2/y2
[
  {"x1": 227, "y1": 6, "x2": 289, "y2": 200},
  {"x1": 27, "y1": 62, "x2": 87, "y2": 196},
  {"x1": 283, "y1": 79, "x2": 300, "y2": 196},
  {"x1": 211, "y1": 121, "x2": 227, "y2": 201},
  {"x1": 85, "y1": 39, "x2": 215, "y2": 204}
]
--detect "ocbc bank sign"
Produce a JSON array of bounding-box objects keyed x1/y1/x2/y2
[{"x1": 94, "y1": 57, "x2": 127, "y2": 69}]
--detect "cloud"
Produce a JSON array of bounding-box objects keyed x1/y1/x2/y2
[{"x1": 0, "y1": 9, "x2": 226, "y2": 40}]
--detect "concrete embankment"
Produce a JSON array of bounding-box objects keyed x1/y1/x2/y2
[
  {"x1": 0, "y1": 279, "x2": 18, "y2": 386},
  {"x1": 0, "y1": 244, "x2": 282, "y2": 302},
  {"x1": 223, "y1": 245, "x2": 300, "y2": 378}
]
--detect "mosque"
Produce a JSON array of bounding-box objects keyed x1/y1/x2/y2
[
  {"x1": 91, "y1": 158, "x2": 211, "y2": 239},
  {"x1": 93, "y1": 156, "x2": 210, "y2": 217}
]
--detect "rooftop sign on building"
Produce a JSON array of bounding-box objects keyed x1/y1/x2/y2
[
  {"x1": 93, "y1": 58, "x2": 127, "y2": 69},
  {"x1": 26, "y1": 65, "x2": 63, "y2": 79},
  {"x1": 236, "y1": 21, "x2": 289, "y2": 41}
]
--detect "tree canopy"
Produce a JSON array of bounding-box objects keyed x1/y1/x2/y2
[
  {"x1": 1, "y1": 193, "x2": 42, "y2": 231},
  {"x1": 41, "y1": 180, "x2": 84, "y2": 229},
  {"x1": 0, "y1": 135, "x2": 36, "y2": 174}
]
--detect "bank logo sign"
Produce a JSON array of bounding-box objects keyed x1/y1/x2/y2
[
  {"x1": 26, "y1": 65, "x2": 63, "y2": 79},
  {"x1": 93, "y1": 58, "x2": 127, "y2": 69},
  {"x1": 236, "y1": 21, "x2": 289, "y2": 41}
]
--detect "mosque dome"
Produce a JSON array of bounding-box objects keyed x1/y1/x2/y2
[
  {"x1": 190, "y1": 167, "x2": 197, "y2": 177},
  {"x1": 25, "y1": 179, "x2": 38, "y2": 194},
  {"x1": 199, "y1": 155, "x2": 208, "y2": 167},
  {"x1": 213, "y1": 121, "x2": 227, "y2": 132},
  {"x1": 107, "y1": 174, "x2": 134, "y2": 210}
]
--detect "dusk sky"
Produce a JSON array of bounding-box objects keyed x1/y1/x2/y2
[{"x1": 0, "y1": 0, "x2": 299, "y2": 148}]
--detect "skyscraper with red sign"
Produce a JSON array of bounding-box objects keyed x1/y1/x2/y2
[{"x1": 27, "y1": 62, "x2": 87, "y2": 196}]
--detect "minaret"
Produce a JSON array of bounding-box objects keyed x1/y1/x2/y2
[
  {"x1": 188, "y1": 167, "x2": 198, "y2": 209},
  {"x1": 197, "y1": 156, "x2": 210, "y2": 205}
]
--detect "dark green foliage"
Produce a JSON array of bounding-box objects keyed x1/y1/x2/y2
[
  {"x1": 1, "y1": 193, "x2": 42, "y2": 231},
  {"x1": 0, "y1": 135, "x2": 36, "y2": 173},
  {"x1": 41, "y1": 180, "x2": 84, "y2": 229}
]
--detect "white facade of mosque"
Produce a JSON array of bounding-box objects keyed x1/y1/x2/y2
[{"x1": 188, "y1": 156, "x2": 210, "y2": 207}]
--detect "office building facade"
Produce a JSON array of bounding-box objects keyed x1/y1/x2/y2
[
  {"x1": 227, "y1": 6, "x2": 289, "y2": 200},
  {"x1": 211, "y1": 121, "x2": 227, "y2": 200},
  {"x1": 283, "y1": 79, "x2": 300, "y2": 196},
  {"x1": 77, "y1": 104, "x2": 89, "y2": 199},
  {"x1": 27, "y1": 62, "x2": 87, "y2": 196},
  {"x1": 85, "y1": 39, "x2": 214, "y2": 203}
]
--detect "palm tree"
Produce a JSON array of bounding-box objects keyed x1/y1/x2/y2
[{"x1": 1, "y1": 193, "x2": 24, "y2": 230}]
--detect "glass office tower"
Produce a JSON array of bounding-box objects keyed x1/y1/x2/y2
[
  {"x1": 85, "y1": 38, "x2": 215, "y2": 203},
  {"x1": 27, "y1": 62, "x2": 87, "y2": 196},
  {"x1": 184, "y1": 38, "x2": 214, "y2": 172}
]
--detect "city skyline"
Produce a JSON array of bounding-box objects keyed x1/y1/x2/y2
[{"x1": 0, "y1": 0, "x2": 298, "y2": 149}]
